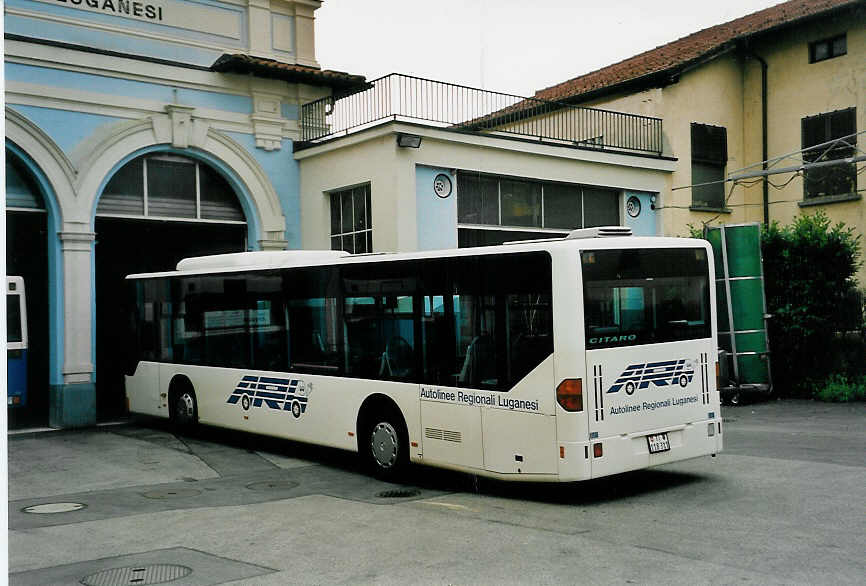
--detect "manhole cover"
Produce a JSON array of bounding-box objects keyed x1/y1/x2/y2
[
  {"x1": 140, "y1": 488, "x2": 201, "y2": 500},
  {"x1": 23, "y1": 502, "x2": 86, "y2": 514},
  {"x1": 81, "y1": 564, "x2": 191, "y2": 586},
  {"x1": 245, "y1": 480, "x2": 299, "y2": 491},
  {"x1": 376, "y1": 488, "x2": 421, "y2": 498}
]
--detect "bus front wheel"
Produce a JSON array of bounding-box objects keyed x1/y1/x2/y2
[
  {"x1": 363, "y1": 409, "x2": 408, "y2": 480},
  {"x1": 170, "y1": 381, "x2": 198, "y2": 431}
]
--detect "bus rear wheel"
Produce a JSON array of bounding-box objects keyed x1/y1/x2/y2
[{"x1": 363, "y1": 409, "x2": 408, "y2": 480}]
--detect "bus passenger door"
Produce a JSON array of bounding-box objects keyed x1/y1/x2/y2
[
  {"x1": 481, "y1": 356, "x2": 557, "y2": 475},
  {"x1": 418, "y1": 293, "x2": 484, "y2": 470}
]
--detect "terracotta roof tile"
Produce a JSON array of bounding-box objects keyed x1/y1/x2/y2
[
  {"x1": 534, "y1": 0, "x2": 862, "y2": 103},
  {"x1": 211, "y1": 54, "x2": 369, "y2": 95}
]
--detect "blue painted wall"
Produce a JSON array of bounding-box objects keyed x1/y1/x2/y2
[
  {"x1": 6, "y1": 0, "x2": 247, "y2": 67},
  {"x1": 9, "y1": 105, "x2": 125, "y2": 155},
  {"x1": 623, "y1": 191, "x2": 658, "y2": 236},
  {"x1": 225, "y1": 132, "x2": 300, "y2": 249},
  {"x1": 6, "y1": 64, "x2": 253, "y2": 115},
  {"x1": 416, "y1": 165, "x2": 457, "y2": 251}
]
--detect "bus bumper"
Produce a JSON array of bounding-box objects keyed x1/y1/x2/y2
[{"x1": 557, "y1": 419, "x2": 723, "y2": 481}]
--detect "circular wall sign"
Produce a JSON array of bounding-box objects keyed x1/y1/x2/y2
[
  {"x1": 626, "y1": 195, "x2": 641, "y2": 218},
  {"x1": 433, "y1": 174, "x2": 452, "y2": 198}
]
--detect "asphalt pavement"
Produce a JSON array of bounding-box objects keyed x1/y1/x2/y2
[{"x1": 7, "y1": 400, "x2": 865, "y2": 585}]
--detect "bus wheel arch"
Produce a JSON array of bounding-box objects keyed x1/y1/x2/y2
[
  {"x1": 168, "y1": 375, "x2": 198, "y2": 429},
  {"x1": 357, "y1": 394, "x2": 409, "y2": 479}
]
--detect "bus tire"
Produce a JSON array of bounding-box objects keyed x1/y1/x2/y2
[
  {"x1": 363, "y1": 407, "x2": 408, "y2": 480},
  {"x1": 170, "y1": 378, "x2": 198, "y2": 431}
]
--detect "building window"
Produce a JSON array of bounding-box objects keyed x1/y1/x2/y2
[
  {"x1": 690, "y1": 123, "x2": 728, "y2": 210},
  {"x1": 97, "y1": 154, "x2": 244, "y2": 221},
  {"x1": 809, "y1": 34, "x2": 846, "y2": 63},
  {"x1": 456, "y1": 172, "x2": 619, "y2": 247},
  {"x1": 330, "y1": 184, "x2": 372, "y2": 253},
  {"x1": 802, "y1": 108, "x2": 857, "y2": 199}
]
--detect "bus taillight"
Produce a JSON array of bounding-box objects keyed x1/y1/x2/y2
[
  {"x1": 556, "y1": 379, "x2": 583, "y2": 412},
  {"x1": 715, "y1": 361, "x2": 720, "y2": 390}
]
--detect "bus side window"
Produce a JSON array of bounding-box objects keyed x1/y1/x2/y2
[
  {"x1": 453, "y1": 294, "x2": 498, "y2": 387},
  {"x1": 174, "y1": 277, "x2": 203, "y2": 365},
  {"x1": 246, "y1": 273, "x2": 287, "y2": 371},
  {"x1": 138, "y1": 280, "x2": 161, "y2": 362},
  {"x1": 421, "y1": 294, "x2": 452, "y2": 385},
  {"x1": 285, "y1": 267, "x2": 341, "y2": 374}
]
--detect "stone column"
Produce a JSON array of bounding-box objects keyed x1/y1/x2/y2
[{"x1": 50, "y1": 228, "x2": 97, "y2": 428}]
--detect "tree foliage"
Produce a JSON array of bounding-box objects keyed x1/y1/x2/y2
[{"x1": 760, "y1": 212, "x2": 862, "y2": 395}]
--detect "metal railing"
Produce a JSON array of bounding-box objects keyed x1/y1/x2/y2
[{"x1": 299, "y1": 74, "x2": 663, "y2": 156}]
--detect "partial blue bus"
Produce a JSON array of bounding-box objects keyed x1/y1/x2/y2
[{"x1": 7, "y1": 276, "x2": 28, "y2": 408}]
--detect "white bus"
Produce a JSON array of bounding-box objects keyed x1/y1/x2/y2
[{"x1": 124, "y1": 227, "x2": 722, "y2": 481}]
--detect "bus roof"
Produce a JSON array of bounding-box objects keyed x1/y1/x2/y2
[{"x1": 125, "y1": 232, "x2": 710, "y2": 280}]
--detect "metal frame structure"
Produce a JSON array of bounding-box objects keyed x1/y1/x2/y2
[
  {"x1": 709, "y1": 222, "x2": 773, "y2": 402},
  {"x1": 299, "y1": 74, "x2": 664, "y2": 157}
]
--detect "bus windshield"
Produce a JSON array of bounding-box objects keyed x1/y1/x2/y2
[{"x1": 582, "y1": 248, "x2": 710, "y2": 349}]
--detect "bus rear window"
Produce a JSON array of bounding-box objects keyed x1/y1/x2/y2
[{"x1": 582, "y1": 248, "x2": 710, "y2": 348}]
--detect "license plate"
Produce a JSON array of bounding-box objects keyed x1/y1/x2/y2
[{"x1": 646, "y1": 432, "x2": 670, "y2": 454}]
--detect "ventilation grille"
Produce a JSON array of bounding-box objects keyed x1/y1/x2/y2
[
  {"x1": 425, "y1": 428, "x2": 462, "y2": 443},
  {"x1": 566, "y1": 226, "x2": 632, "y2": 240}
]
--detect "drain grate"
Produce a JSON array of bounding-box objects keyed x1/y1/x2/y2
[
  {"x1": 80, "y1": 564, "x2": 191, "y2": 586},
  {"x1": 140, "y1": 488, "x2": 201, "y2": 500},
  {"x1": 376, "y1": 488, "x2": 421, "y2": 498},
  {"x1": 245, "y1": 480, "x2": 300, "y2": 491}
]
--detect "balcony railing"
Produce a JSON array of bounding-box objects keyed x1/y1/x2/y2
[{"x1": 299, "y1": 74, "x2": 663, "y2": 156}]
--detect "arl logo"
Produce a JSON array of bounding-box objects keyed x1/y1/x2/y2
[
  {"x1": 227, "y1": 375, "x2": 311, "y2": 418},
  {"x1": 606, "y1": 360, "x2": 695, "y2": 395}
]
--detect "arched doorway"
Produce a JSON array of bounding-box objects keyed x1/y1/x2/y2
[
  {"x1": 95, "y1": 152, "x2": 249, "y2": 419},
  {"x1": 6, "y1": 149, "x2": 51, "y2": 427}
]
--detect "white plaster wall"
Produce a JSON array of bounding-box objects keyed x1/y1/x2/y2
[{"x1": 297, "y1": 123, "x2": 674, "y2": 253}]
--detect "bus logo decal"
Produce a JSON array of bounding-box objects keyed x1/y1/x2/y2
[
  {"x1": 227, "y1": 375, "x2": 310, "y2": 418},
  {"x1": 606, "y1": 360, "x2": 694, "y2": 394}
]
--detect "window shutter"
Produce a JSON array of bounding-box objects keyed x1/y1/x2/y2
[{"x1": 691, "y1": 123, "x2": 727, "y2": 164}]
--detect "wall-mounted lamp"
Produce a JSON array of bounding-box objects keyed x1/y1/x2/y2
[{"x1": 396, "y1": 133, "x2": 422, "y2": 148}]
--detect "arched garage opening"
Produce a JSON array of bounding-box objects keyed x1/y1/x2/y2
[
  {"x1": 5, "y1": 147, "x2": 55, "y2": 427},
  {"x1": 94, "y1": 151, "x2": 249, "y2": 419}
]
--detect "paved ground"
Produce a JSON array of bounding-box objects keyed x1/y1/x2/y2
[{"x1": 7, "y1": 400, "x2": 865, "y2": 585}]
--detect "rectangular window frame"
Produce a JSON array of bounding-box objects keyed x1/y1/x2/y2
[
  {"x1": 809, "y1": 34, "x2": 846, "y2": 63},
  {"x1": 329, "y1": 183, "x2": 373, "y2": 254},
  {"x1": 456, "y1": 171, "x2": 620, "y2": 246},
  {"x1": 801, "y1": 107, "x2": 857, "y2": 200},
  {"x1": 690, "y1": 123, "x2": 728, "y2": 211}
]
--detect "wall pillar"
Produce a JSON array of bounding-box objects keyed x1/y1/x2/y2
[{"x1": 50, "y1": 227, "x2": 96, "y2": 428}]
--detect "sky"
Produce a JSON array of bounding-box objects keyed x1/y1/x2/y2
[{"x1": 316, "y1": 0, "x2": 784, "y2": 98}]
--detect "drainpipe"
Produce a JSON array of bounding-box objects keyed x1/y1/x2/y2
[{"x1": 745, "y1": 48, "x2": 769, "y2": 226}]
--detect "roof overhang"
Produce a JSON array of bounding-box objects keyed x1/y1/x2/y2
[{"x1": 211, "y1": 54, "x2": 370, "y2": 96}]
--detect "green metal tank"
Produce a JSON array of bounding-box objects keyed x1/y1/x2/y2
[{"x1": 705, "y1": 223, "x2": 772, "y2": 397}]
